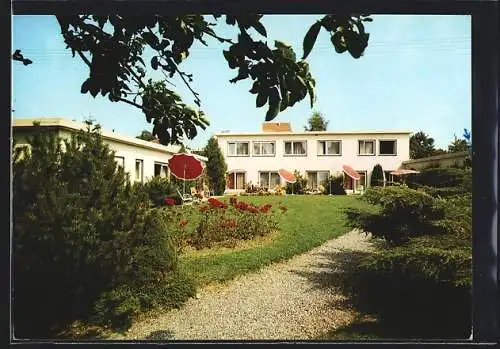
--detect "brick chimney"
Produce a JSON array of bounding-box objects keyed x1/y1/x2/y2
[{"x1": 262, "y1": 122, "x2": 292, "y2": 132}]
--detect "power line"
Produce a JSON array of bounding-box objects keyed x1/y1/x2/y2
[{"x1": 19, "y1": 36, "x2": 471, "y2": 54}]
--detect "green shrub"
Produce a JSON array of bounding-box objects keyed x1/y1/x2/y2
[
  {"x1": 12, "y1": 122, "x2": 192, "y2": 337},
  {"x1": 285, "y1": 170, "x2": 308, "y2": 194},
  {"x1": 322, "y1": 175, "x2": 346, "y2": 195},
  {"x1": 407, "y1": 167, "x2": 471, "y2": 189},
  {"x1": 342, "y1": 246, "x2": 471, "y2": 338},
  {"x1": 142, "y1": 176, "x2": 176, "y2": 207},
  {"x1": 370, "y1": 164, "x2": 384, "y2": 187},
  {"x1": 345, "y1": 186, "x2": 445, "y2": 244}
]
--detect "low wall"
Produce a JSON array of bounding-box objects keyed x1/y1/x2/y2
[{"x1": 401, "y1": 151, "x2": 469, "y2": 170}]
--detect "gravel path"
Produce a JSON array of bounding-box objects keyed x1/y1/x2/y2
[{"x1": 114, "y1": 229, "x2": 374, "y2": 341}]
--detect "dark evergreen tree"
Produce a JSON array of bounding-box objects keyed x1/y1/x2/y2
[
  {"x1": 370, "y1": 163, "x2": 384, "y2": 187},
  {"x1": 204, "y1": 137, "x2": 227, "y2": 195},
  {"x1": 12, "y1": 121, "x2": 188, "y2": 337}
]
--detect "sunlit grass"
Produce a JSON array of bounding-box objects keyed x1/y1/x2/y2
[{"x1": 177, "y1": 195, "x2": 372, "y2": 286}]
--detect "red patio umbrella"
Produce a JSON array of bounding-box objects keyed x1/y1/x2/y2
[
  {"x1": 279, "y1": 169, "x2": 297, "y2": 195},
  {"x1": 168, "y1": 153, "x2": 204, "y2": 197}
]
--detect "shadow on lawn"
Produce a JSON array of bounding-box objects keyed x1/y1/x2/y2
[{"x1": 291, "y1": 248, "x2": 471, "y2": 340}]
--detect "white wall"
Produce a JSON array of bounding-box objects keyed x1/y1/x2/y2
[
  {"x1": 58, "y1": 129, "x2": 177, "y2": 183},
  {"x1": 14, "y1": 128, "x2": 180, "y2": 184},
  {"x1": 217, "y1": 132, "x2": 410, "y2": 189}
]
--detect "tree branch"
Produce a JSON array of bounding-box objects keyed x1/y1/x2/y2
[
  {"x1": 76, "y1": 50, "x2": 92, "y2": 68},
  {"x1": 117, "y1": 97, "x2": 144, "y2": 110},
  {"x1": 125, "y1": 65, "x2": 147, "y2": 89},
  {"x1": 161, "y1": 57, "x2": 200, "y2": 105}
]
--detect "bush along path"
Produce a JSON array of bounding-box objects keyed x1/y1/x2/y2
[{"x1": 105, "y1": 229, "x2": 374, "y2": 341}]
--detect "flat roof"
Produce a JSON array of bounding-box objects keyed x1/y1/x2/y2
[
  {"x1": 215, "y1": 130, "x2": 412, "y2": 137},
  {"x1": 13, "y1": 117, "x2": 208, "y2": 162}
]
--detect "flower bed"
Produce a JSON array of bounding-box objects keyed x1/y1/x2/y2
[{"x1": 187, "y1": 197, "x2": 284, "y2": 249}]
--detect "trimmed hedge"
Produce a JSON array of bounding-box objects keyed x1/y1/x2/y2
[{"x1": 407, "y1": 167, "x2": 471, "y2": 189}]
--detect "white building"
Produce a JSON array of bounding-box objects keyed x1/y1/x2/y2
[
  {"x1": 216, "y1": 122, "x2": 411, "y2": 194},
  {"x1": 12, "y1": 117, "x2": 207, "y2": 184}
]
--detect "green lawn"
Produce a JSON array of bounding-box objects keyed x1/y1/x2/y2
[{"x1": 178, "y1": 195, "x2": 371, "y2": 287}]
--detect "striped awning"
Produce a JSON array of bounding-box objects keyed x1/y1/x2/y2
[{"x1": 342, "y1": 165, "x2": 361, "y2": 180}]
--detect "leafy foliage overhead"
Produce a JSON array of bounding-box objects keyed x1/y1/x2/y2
[
  {"x1": 55, "y1": 14, "x2": 372, "y2": 143},
  {"x1": 17, "y1": 14, "x2": 372, "y2": 145}
]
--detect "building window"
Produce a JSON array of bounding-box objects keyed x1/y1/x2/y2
[
  {"x1": 259, "y1": 171, "x2": 281, "y2": 189},
  {"x1": 356, "y1": 170, "x2": 367, "y2": 190},
  {"x1": 284, "y1": 141, "x2": 307, "y2": 156},
  {"x1": 358, "y1": 140, "x2": 375, "y2": 155},
  {"x1": 317, "y1": 140, "x2": 341, "y2": 156},
  {"x1": 135, "y1": 159, "x2": 144, "y2": 183},
  {"x1": 253, "y1": 141, "x2": 276, "y2": 156},
  {"x1": 227, "y1": 172, "x2": 246, "y2": 190},
  {"x1": 228, "y1": 142, "x2": 250, "y2": 156},
  {"x1": 306, "y1": 171, "x2": 330, "y2": 189},
  {"x1": 154, "y1": 162, "x2": 169, "y2": 178},
  {"x1": 115, "y1": 156, "x2": 125, "y2": 170},
  {"x1": 379, "y1": 140, "x2": 397, "y2": 155}
]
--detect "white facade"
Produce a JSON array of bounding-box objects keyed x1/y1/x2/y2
[
  {"x1": 216, "y1": 126, "x2": 411, "y2": 193},
  {"x1": 12, "y1": 118, "x2": 207, "y2": 184}
]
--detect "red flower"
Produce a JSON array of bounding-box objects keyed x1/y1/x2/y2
[
  {"x1": 229, "y1": 196, "x2": 237, "y2": 205},
  {"x1": 199, "y1": 205, "x2": 209, "y2": 212},
  {"x1": 236, "y1": 201, "x2": 249, "y2": 211},
  {"x1": 164, "y1": 197, "x2": 176, "y2": 206},
  {"x1": 208, "y1": 197, "x2": 226, "y2": 209},
  {"x1": 259, "y1": 203, "x2": 273, "y2": 213},
  {"x1": 179, "y1": 219, "x2": 188, "y2": 227}
]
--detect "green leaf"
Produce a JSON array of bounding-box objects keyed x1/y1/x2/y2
[
  {"x1": 151, "y1": 56, "x2": 159, "y2": 70},
  {"x1": 252, "y1": 21, "x2": 267, "y2": 37},
  {"x1": 256, "y1": 91, "x2": 268, "y2": 108},
  {"x1": 249, "y1": 81, "x2": 260, "y2": 94},
  {"x1": 80, "y1": 78, "x2": 91, "y2": 94},
  {"x1": 280, "y1": 92, "x2": 289, "y2": 112},
  {"x1": 306, "y1": 81, "x2": 315, "y2": 108},
  {"x1": 331, "y1": 32, "x2": 347, "y2": 53},
  {"x1": 302, "y1": 21, "x2": 322, "y2": 59},
  {"x1": 265, "y1": 87, "x2": 281, "y2": 121},
  {"x1": 142, "y1": 32, "x2": 159, "y2": 49}
]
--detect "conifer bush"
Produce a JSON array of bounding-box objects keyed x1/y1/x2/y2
[
  {"x1": 342, "y1": 184, "x2": 472, "y2": 338},
  {"x1": 12, "y1": 122, "x2": 194, "y2": 338},
  {"x1": 345, "y1": 186, "x2": 445, "y2": 244},
  {"x1": 370, "y1": 164, "x2": 384, "y2": 187},
  {"x1": 322, "y1": 174, "x2": 346, "y2": 195},
  {"x1": 285, "y1": 170, "x2": 308, "y2": 194}
]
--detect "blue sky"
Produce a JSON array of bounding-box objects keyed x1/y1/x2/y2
[{"x1": 12, "y1": 15, "x2": 471, "y2": 149}]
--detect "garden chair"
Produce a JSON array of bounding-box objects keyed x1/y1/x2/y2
[
  {"x1": 177, "y1": 188, "x2": 194, "y2": 205},
  {"x1": 190, "y1": 187, "x2": 203, "y2": 202}
]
